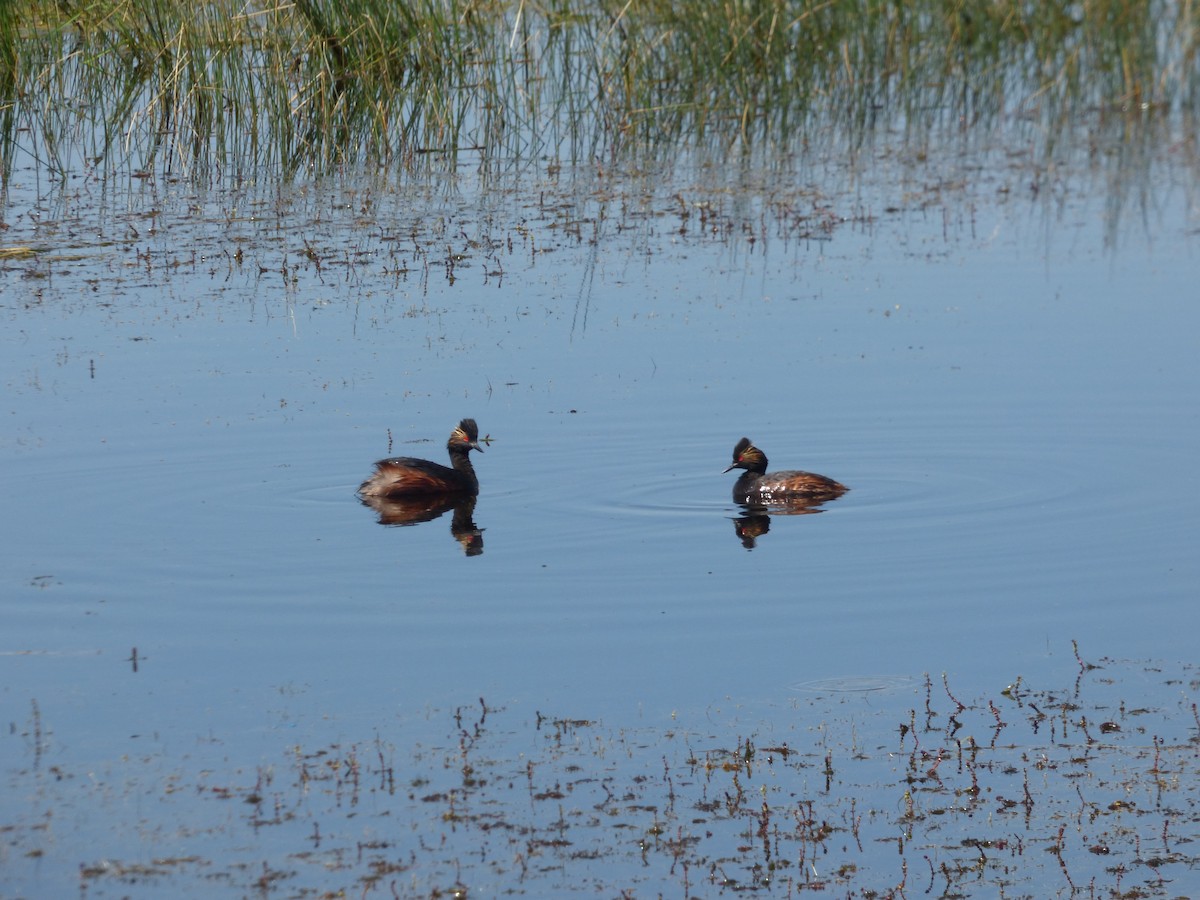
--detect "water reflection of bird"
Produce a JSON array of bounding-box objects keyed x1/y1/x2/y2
[
  {"x1": 723, "y1": 437, "x2": 847, "y2": 505},
  {"x1": 732, "y1": 512, "x2": 772, "y2": 549},
  {"x1": 359, "y1": 418, "x2": 483, "y2": 498},
  {"x1": 731, "y1": 507, "x2": 828, "y2": 548},
  {"x1": 359, "y1": 494, "x2": 485, "y2": 555}
]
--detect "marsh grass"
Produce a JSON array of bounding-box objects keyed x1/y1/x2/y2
[{"x1": 1, "y1": 0, "x2": 1198, "y2": 182}]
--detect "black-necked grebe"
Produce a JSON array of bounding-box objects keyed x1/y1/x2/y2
[
  {"x1": 359, "y1": 419, "x2": 482, "y2": 498},
  {"x1": 723, "y1": 436, "x2": 847, "y2": 504}
]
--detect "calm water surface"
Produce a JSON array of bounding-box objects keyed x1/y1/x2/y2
[{"x1": 2, "y1": 147, "x2": 1198, "y2": 895}]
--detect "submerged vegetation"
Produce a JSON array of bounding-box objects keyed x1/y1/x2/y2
[
  {"x1": 1, "y1": 0, "x2": 1198, "y2": 181},
  {"x1": 7, "y1": 654, "x2": 1200, "y2": 896}
]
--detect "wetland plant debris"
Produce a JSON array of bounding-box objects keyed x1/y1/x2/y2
[{"x1": 5, "y1": 656, "x2": 1199, "y2": 897}]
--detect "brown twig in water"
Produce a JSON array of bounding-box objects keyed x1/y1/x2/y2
[
  {"x1": 1077, "y1": 715, "x2": 1095, "y2": 745},
  {"x1": 1072, "y1": 638, "x2": 1097, "y2": 671},
  {"x1": 1051, "y1": 823, "x2": 1076, "y2": 889},
  {"x1": 942, "y1": 672, "x2": 966, "y2": 713},
  {"x1": 923, "y1": 673, "x2": 936, "y2": 729}
]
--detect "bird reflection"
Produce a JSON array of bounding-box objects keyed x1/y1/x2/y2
[
  {"x1": 360, "y1": 495, "x2": 485, "y2": 556},
  {"x1": 731, "y1": 501, "x2": 827, "y2": 549}
]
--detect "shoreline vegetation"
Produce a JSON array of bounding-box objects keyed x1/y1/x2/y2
[{"x1": 1, "y1": 0, "x2": 1198, "y2": 183}]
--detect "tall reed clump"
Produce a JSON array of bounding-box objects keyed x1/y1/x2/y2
[
  {"x1": 572, "y1": 0, "x2": 1190, "y2": 155},
  {"x1": 0, "y1": 0, "x2": 501, "y2": 179},
  {"x1": 0, "y1": 0, "x2": 1196, "y2": 183}
]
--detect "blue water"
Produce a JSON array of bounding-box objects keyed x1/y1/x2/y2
[{"x1": 2, "y1": 148, "x2": 1198, "y2": 895}]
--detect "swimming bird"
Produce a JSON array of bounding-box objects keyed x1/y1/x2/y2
[
  {"x1": 359, "y1": 418, "x2": 483, "y2": 498},
  {"x1": 723, "y1": 436, "x2": 847, "y2": 505}
]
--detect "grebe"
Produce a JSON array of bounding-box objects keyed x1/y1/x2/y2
[
  {"x1": 359, "y1": 419, "x2": 482, "y2": 498},
  {"x1": 723, "y1": 436, "x2": 846, "y2": 505}
]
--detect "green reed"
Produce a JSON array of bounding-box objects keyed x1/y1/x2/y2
[{"x1": 1, "y1": 0, "x2": 1196, "y2": 181}]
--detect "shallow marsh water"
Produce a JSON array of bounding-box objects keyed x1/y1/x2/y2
[{"x1": 2, "y1": 132, "x2": 1200, "y2": 895}]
